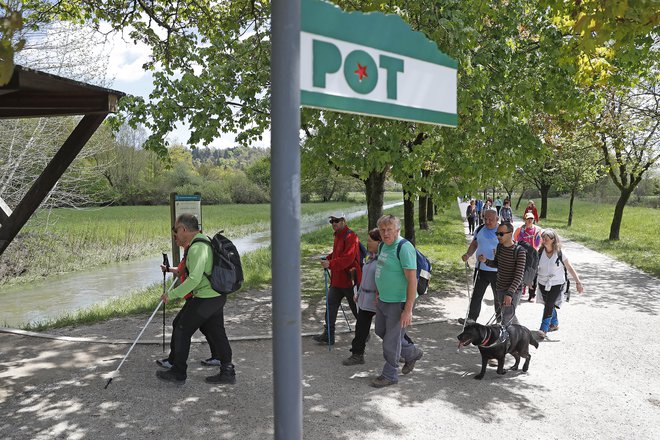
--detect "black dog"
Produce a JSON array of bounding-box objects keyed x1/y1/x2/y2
[{"x1": 457, "y1": 323, "x2": 539, "y2": 380}]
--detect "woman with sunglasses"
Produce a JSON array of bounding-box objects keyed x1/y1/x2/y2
[{"x1": 536, "y1": 229, "x2": 584, "y2": 339}]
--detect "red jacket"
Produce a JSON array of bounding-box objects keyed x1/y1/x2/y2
[
  {"x1": 524, "y1": 206, "x2": 539, "y2": 223},
  {"x1": 327, "y1": 226, "x2": 362, "y2": 288}
]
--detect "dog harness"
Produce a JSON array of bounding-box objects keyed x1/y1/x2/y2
[{"x1": 479, "y1": 325, "x2": 510, "y2": 347}]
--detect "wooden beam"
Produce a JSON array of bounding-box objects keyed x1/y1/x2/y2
[{"x1": 0, "y1": 113, "x2": 107, "y2": 256}]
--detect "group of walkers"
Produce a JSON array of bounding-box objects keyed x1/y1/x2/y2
[
  {"x1": 462, "y1": 204, "x2": 584, "y2": 340},
  {"x1": 155, "y1": 201, "x2": 583, "y2": 388},
  {"x1": 465, "y1": 196, "x2": 533, "y2": 235},
  {"x1": 314, "y1": 212, "x2": 423, "y2": 388}
]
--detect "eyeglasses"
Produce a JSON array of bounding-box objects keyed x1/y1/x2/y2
[
  {"x1": 329, "y1": 218, "x2": 343, "y2": 224},
  {"x1": 496, "y1": 231, "x2": 511, "y2": 237}
]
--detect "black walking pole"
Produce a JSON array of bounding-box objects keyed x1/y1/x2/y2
[{"x1": 162, "y1": 253, "x2": 170, "y2": 352}]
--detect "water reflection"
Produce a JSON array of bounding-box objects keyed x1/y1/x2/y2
[{"x1": 0, "y1": 202, "x2": 401, "y2": 327}]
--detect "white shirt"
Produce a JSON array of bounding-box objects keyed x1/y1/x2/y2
[{"x1": 537, "y1": 250, "x2": 566, "y2": 287}]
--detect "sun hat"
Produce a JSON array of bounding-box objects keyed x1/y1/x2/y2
[
  {"x1": 524, "y1": 212, "x2": 535, "y2": 219},
  {"x1": 328, "y1": 212, "x2": 345, "y2": 219}
]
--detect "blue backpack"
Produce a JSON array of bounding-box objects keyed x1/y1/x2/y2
[{"x1": 379, "y1": 239, "x2": 432, "y2": 295}]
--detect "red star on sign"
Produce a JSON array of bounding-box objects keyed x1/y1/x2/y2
[{"x1": 354, "y1": 63, "x2": 368, "y2": 81}]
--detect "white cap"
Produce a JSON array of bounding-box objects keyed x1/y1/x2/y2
[
  {"x1": 524, "y1": 212, "x2": 535, "y2": 219},
  {"x1": 328, "y1": 212, "x2": 345, "y2": 220}
]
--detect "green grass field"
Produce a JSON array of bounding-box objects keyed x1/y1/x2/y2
[
  {"x1": 21, "y1": 202, "x2": 467, "y2": 330},
  {"x1": 6, "y1": 195, "x2": 403, "y2": 285},
  {"x1": 518, "y1": 197, "x2": 660, "y2": 277}
]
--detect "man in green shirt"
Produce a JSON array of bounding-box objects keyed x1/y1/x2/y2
[
  {"x1": 156, "y1": 214, "x2": 235, "y2": 385},
  {"x1": 371, "y1": 215, "x2": 423, "y2": 388}
]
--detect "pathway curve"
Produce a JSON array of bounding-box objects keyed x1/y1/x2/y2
[{"x1": 0, "y1": 213, "x2": 658, "y2": 439}]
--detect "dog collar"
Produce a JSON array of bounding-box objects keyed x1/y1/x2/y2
[{"x1": 479, "y1": 332, "x2": 491, "y2": 347}]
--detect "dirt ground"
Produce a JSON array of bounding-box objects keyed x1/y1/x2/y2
[{"x1": 1, "y1": 236, "x2": 659, "y2": 439}]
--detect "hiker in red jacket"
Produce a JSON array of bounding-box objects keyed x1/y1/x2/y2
[{"x1": 313, "y1": 212, "x2": 362, "y2": 345}]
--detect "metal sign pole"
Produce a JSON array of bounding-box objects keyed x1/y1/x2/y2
[{"x1": 271, "y1": 0, "x2": 302, "y2": 439}]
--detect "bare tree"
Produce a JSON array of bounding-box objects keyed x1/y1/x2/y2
[{"x1": 595, "y1": 81, "x2": 660, "y2": 240}]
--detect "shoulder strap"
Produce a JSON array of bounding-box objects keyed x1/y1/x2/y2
[{"x1": 395, "y1": 238, "x2": 408, "y2": 260}]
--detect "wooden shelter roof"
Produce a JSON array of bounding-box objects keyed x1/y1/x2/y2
[
  {"x1": 0, "y1": 65, "x2": 125, "y2": 118},
  {"x1": 0, "y1": 65, "x2": 126, "y2": 256}
]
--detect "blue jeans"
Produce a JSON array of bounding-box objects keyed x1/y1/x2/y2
[{"x1": 375, "y1": 300, "x2": 418, "y2": 382}]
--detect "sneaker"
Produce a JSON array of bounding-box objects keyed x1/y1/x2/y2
[
  {"x1": 156, "y1": 369, "x2": 185, "y2": 384},
  {"x1": 370, "y1": 375, "x2": 397, "y2": 388},
  {"x1": 488, "y1": 359, "x2": 498, "y2": 367},
  {"x1": 156, "y1": 358, "x2": 172, "y2": 369},
  {"x1": 401, "y1": 349, "x2": 423, "y2": 375},
  {"x1": 205, "y1": 365, "x2": 236, "y2": 385},
  {"x1": 549, "y1": 324, "x2": 559, "y2": 332},
  {"x1": 201, "y1": 358, "x2": 222, "y2": 367},
  {"x1": 342, "y1": 354, "x2": 365, "y2": 366},
  {"x1": 312, "y1": 331, "x2": 334, "y2": 345}
]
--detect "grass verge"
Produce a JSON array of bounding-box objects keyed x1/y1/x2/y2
[
  {"x1": 22, "y1": 203, "x2": 467, "y2": 331},
  {"x1": 519, "y1": 197, "x2": 659, "y2": 278}
]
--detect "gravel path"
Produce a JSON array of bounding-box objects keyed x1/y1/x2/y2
[{"x1": 1, "y1": 235, "x2": 659, "y2": 439}]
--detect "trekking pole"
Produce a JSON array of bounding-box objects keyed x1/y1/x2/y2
[
  {"x1": 323, "y1": 265, "x2": 331, "y2": 351},
  {"x1": 104, "y1": 278, "x2": 177, "y2": 389},
  {"x1": 162, "y1": 253, "x2": 170, "y2": 352},
  {"x1": 462, "y1": 261, "x2": 472, "y2": 332}
]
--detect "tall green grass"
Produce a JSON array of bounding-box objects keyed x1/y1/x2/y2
[
  {"x1": 22, "y1": 202, "x2": 469, "y2": 331},
  {"x1": 5, "y1": 199, "x2": 402, "y2": 285},
  {"x1": 518, "y1": 197, "x2": 660, "y2": 277}
]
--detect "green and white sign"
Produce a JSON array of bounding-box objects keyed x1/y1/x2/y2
[{"x1": 301, "y1": 0, "x2": 457, "y2": 127}]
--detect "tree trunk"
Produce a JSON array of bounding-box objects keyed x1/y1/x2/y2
[
  {"x1": 427, "y1": 196, "x2": 434, "y2": 221},
  {"x1": 418, "y1": 194, "x2": 428, "y2": 230},
  {"x1": 364, "y1": 169, "x2": 386, "y2": 230},
  {"x1": 539, "y1": 182, "x2": 551, "y2": 219},
  {"x1": 609, "y1": 188, "x2": 634, "y2": 241},
  {"x1": 403, "y1": 190, "x2": 416, "y2": 245},
  {"x1": 515, "y1": 189, "x2": 525, "y2": 210},
  {"x1": 568, "y1": 189, "x2": 575, "y2": 227}
]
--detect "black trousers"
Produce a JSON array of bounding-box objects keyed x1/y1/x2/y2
[
  {"x1": 324, "y1": 286, "x2": 358, "y2": 334},
  {"x1": 167, "y1": 299, "x2": 222, "y2": 362},
  {"x1": 171, "y1": 295, "x2": 232, "y2": 379},
  {"x1": 468, "y1": 269, "x2": 500, "y2": 322},
  {"x1": 467, "y1": 217, "x2": 476, "y2": 234},
  {"x1": 351, "y1": 309, "x2": 375, "y2": 355}
]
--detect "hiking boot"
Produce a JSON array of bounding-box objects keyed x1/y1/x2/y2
[
  {"x1": 549, "y1": 324, "x2": 559, "y2": 332},
  {"x1": 205, "y1": 364, "x2": 236, "y2": 385},
  {"x1": 537, "y1": 330, "x2": 546, "y2": 340},
  {"x1": 312, "y1": 331, "x2": 334, "y2": 345},
  {"x1": 402, "y1": 349, "x2": 423, "y2": 375},
  {"x1": 342, "y1": 354, "x2": 365, "y2": 366},
  {"x1": 370, "y1": 375, "x2": 397, "y2": 388},
  {"x1": 201, "y1": 358, "x2": 222, "y2": 367},
  {"x1": 156, "y1": 358, "x2": 172, "y2": 369},
  {"x1": 156, "y1": 369, "x2": 185, "y2": 384}
]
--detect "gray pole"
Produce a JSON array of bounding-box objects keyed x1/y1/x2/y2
[{"x1": 271, "y1": 0, "x2": 302, "y2": 439}]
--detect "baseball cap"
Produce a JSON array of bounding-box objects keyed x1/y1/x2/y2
[
  {"x1": 524, "y1": 212, "x2": 535, "y2": 219},
  {"x1": 328, "y1": 212, "x2": 345, "y2": 220}
]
